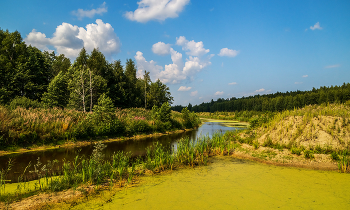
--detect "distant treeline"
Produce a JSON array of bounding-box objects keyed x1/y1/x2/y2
[
  {"x1": 0, "y1": 29, "x2": 173, "y2": 111},
  {"x1": 172, "y1": 83, "x2": 350, "y2": 113}
]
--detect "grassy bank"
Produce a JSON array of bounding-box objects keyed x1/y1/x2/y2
[
  {"x1": 0, "y1": 105, "x2": 201, "y2": 151},
  {"x1": 1, "y1": 103, "x2": 350, "y2": 208}
]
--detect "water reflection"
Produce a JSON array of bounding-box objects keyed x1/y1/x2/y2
[{"x1": 0, "y1": 122, "x2": 244, "y2": 182}]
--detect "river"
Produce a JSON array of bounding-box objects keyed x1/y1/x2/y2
[{"x1": 0, "y1": 121, "x2": 243, "y2": 183}]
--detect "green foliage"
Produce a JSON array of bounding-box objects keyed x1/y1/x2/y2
[
  {"x1": 291, "y1": 147, "x2": 302, "y2": 156},
  {"x1": 91, "y1": 94, "x2": 115, "y2": 122},
  {"x1": 331, "y1": 152, "x2": 340, "y2": 161},
  {"x1": 191, "y1": 83, "x2": 350, "y2": 113},
  {"x1": 159, "y1": 102, "x2": 171, "y2": 122},
  {"x1": 304, "y1": 150, "x2": 314, "y2": 159},
  {"x1": 41, "y1": 72, "x2": 69, "y2": 108},
  {"x1": 8, "y1": 97, "x2": 43, "y2": 110},
  {"x1": 181, "y1": 107, "x2": 201, "y2": 129}
]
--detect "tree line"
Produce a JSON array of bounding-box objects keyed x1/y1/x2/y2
[
  {"x1": 173, "y1": 83, "x2": 350, "y2": 113},
  {"x1": 0, "y1": 29, "x2": 173, "y2": 111}
]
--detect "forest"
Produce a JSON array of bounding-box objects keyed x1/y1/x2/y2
[
  {"x1": 173, "y1": 83, "x2": 350, "y2": 113},
  {"x1": 0, "y1": 29, "x2": 173, "y2": 110},
  {"x1": 0, "y1": 29, "x2": 202, "y2": 149}
]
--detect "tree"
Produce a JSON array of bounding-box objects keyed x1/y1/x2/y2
[
  {"x1": 42, "y1": 71, "x2": 69, "y2": 108},
  {"x1": 147, "y1": 79, "x2": 173, "y2": 108},
  {"x1": 124, "y1": 59, "x2": 139, "y2": 107},
  {"x1": 108, "y1": 60, "x2": 127, "y2": 107}
]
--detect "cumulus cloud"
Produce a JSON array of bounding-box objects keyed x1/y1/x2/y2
[
  {"x1": 135, "y1": 37, "x2": 213, "y2": 84},
  {"x1": 178, "y1": 86, "x2": 192, "y2": 91},
  {"x1": 218, "y1": 48, "x2": 239, "y2": 57},
  {"x1": 152, "y1": 42, "x2": 171, "y2": 55},
  {"x1": 255, "y1": 88, "x2": 265, "y2": 93},
  {"x1": 24, "y1": 29, "x2": 51, "y2": 50},
  {"x1": 190, "y1": 91, "x2": 198, "y2": 96},
  {"x1": 325, "y1": 64, "x2": 340, "y2": 68},
  {"x1": 215, "y1": 91, "x2": 224, "y2": 96},
  {"x1": 125, "y1": 0, "x2": 190, "y2": 23},
  {"x1": 310, "y1": 22, "x2": 322, "y2": 30},
  {"x1": 176, "y1": 36, "x2": 210, "y2": 56},
  {"x1": 228, "y1": 82, "x2": 237, "y2": 85},
  {"x1": 302, "y1": 75, "x2": 308, "y2": 78},
  {"x1": 135, "y1": 51, "x2": 164, "y2": 79},
  {"x1": 72, "y1": 2, "x2": 107, "y2": 20},
  {"x1": 25, "y1": 19, "x2": 120, "y2": 60}
]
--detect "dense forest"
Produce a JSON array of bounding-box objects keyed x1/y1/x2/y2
[
  {"x1": 0, "y1": 29, "x2": 173, "y2": 111},
  {"x1": 173, "y1": 83, "x2": 350, "y2": 113}
]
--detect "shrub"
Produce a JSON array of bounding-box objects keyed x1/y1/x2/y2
[
  {"x1": 304, "y1": 150, "x2": 314, "y2": 159},
  {"x1": 291, "y1": 147, "x2": 302, "y2": 156},
  {"x1": 9, "y1": 97, "x2": 43, "y2": 110},
  {"x1": 331, "y1": 152, "x2": 340, "y2": 161}
]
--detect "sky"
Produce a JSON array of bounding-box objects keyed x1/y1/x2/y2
[{"x1": 1, "y1": 0, "x2": 350, "y2": 106}]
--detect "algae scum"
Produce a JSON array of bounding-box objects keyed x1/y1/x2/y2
[{"x1": 71, "y1": 156, "x2": 349, "y2": 210}]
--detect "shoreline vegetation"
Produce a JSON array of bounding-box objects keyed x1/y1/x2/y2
[
  {"x1": 0, "y1": 104, "x2": 201, "y2": 153},
  {"x1": 1, "y1": 102, "x2": 349, "y2": 209}
]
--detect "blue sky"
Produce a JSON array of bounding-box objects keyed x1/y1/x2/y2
[{"x1": 1, "y1": 0, "x2": 349, "y2": 106}]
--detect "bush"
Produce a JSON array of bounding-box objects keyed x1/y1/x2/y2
[
  {"x1": 304, "y1": 150, "x2": 314, "y2": 159},
  {"x1": 331, "y1": 152, "x2": 340, "y2": 161},
  {"x1": 291, "y1": 147, "x2": 302, "y2": 156},
  {"x1": 9, "y1": 96, "x2": 43, "y2": 110}
]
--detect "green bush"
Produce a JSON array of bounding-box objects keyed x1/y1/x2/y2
[
  {"x1": 9, "y1": 97, "x2": 43, "y2": 110},
  {"x1": 304, "y1": 150, "x2": 314, "y2": 159},
  {"x1": 291, "y1": 147, "x2": 302, "y2": 156}
]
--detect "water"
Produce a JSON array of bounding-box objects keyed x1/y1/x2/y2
[{"x1": 0, "y1": 122, "x2": 243, "y2": 182}]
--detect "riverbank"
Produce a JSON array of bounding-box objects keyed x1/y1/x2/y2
[
  {"x1": 0, "y1": 127, "x2": 197, "y2": 157},
  {"x1": 3, "y1": 154, "x2": 346, "y2": 210},
  {"x1": 1, "y1": 103, "x2": 349, "y2": 209},
  {"x1": 0, "y1": 105, "x2": 201, "y2": 154}
]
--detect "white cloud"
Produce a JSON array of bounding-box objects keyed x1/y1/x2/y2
[
  {"x1": 295, "y1": 82, "x2": 303, "y2": 84},
  {"x1": 325, "y1": 64, "x2": 340, "y2": 68},
  {"x1": 152, "y1": 42, "x2": 171, "y2": 55},
  {"x1": 302, "y1": 75, "x2": 308, "y2": 78},
  {"x1": 135, "y1": 37, "x2": 213, "y2": 84},
  {"x1": 228, "y1": 82, "x2": 237, "y2": 85},
  {"x1": 218, "y1": 48, "x2": 239, "y2": 57},
  {"x1": 25, "y1": 19, "x2": 120, "y2": 60},
  {"x1": 183, "y1": 55, "x2": 212, "y2": 77},
  {"x1": 72, "y1": 2, "x2": 107, "y2": 20},
  {"x1": 255, "y1": 88, "x2": 265, "y2": 93},
  {"x1": 176, "y1": 36, "x2": 210, "y2": 56},
  {"x1": 125, "y1": 0, "x2": 190, "y2": 23},
  {"x1": 190, "y1": 91, "x2": 198, "y2": 96},
  {"x1": 178, "y1": 86, "x2": 192, "y2": 91},
  {"x1": 310, "y1": 22, "x2": 322, "y2": 30},
  {"x1": 215, "y1": 91, "x2": 224, "y2": 96},
  {"x1": 135, "y1": 51, "x2": 164, "y2": 79},
  {"x1": 24, "y1": 29, "x2": 51, "y2": 50}
]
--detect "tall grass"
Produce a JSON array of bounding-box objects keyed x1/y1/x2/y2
[{"x1": 0, "y1": 106, "x2": 201, "y2": 150}]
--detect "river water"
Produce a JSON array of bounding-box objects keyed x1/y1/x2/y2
[{"x1": 0, "y1": 122, "x2": 243, "y2": 182}]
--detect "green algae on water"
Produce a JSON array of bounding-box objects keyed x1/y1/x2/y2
[{"x1": 70, "y1": 156, "x2": 350, "y2": 210}]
